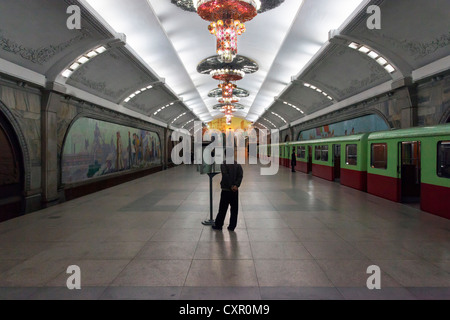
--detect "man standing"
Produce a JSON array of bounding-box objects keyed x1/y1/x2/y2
[
  {"x1": 212, "y1": 150, "x2": 243, "y2": 232},
  {"x1": 291, "y1": 149, "x2": 297, "y2": 173}
]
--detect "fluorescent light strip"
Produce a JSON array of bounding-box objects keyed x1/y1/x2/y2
[
  {"x1": 263, "y1": 117, "x2": 277, "y2": 128},
  {"x1": 182, "y1": 118, "x2": 195, "y2": 129},
  {"x1": 195, "y1": 0, "x2": 261, "y2": 10},
  {"x1": 61, "y1": 46, "x2": 107, "y2": 78},
  {"x1": 358, "y1": 46, "x2": 370, "y2": 53},
  {"x1": 303, "y1": 83, "x2": 334, "y2": 101},
  {"x1": 271, "y1": 112, "x2": 287, "y2": 124},
  {"x1": 282, "y1": 101, "x2": 304, "y2": 114},
  {"x1": 172, "y1": 112, "x2": 187, "y2": 124},
  {"x1": 348, "y1": 42, "x2": 396, "y2": 73},
  {"x1": 123, "y1": 85, "x2": 154, "y2": 104},
  {"x1": 154, "y1": 101, "x2": 177, "y2": 115},
  {"x1": 256, "y1": 122, "x2": 268, "y2": 130}
]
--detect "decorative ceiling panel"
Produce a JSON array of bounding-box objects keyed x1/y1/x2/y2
[
  {"x1": 271, "y1": 101, "x2": 304, "y2": 123},
  {"x1": 0, "y1": 0, "x2": 110, "y2": 74},
  {"x1": 67, "y1": 47, "x2": 158, "y2": 104},
  {"x1": 301, "y1": 44, "x2": 392, "y2": 101},
  {"x1": 281, "y1": 84, "x2": 333, "y2": 115},
  {"x1": 127, "y1": 86, "x2": 177, "y2": 116},
  {"x1": 344, "y1": 0, "x2": 450, "y2": 70}
]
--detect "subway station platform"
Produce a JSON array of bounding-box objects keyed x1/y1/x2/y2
[{"x1": 0, "y1": 164, "x2": 449, "y2": 300}]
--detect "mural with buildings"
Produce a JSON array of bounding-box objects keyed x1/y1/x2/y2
[
  {"x1": 298, "y1": 114, "x2": 389, "y2": 141},
  {"x1": 62, "y1": 117, "x2": 161, "y2": 184}
]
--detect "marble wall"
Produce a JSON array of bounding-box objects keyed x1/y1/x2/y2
[
  {"x1": 417, "y1": 74, "x2": 450, "y2": 126},
  {"x1": 0, "y1": 81, "x2": 166, "y2": 214}
]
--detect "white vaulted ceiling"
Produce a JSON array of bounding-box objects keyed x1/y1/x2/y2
[
  {"x1": 0, "y1": 0, "x2": 449, "y2": 131},
  {"x1": 82, "y1": 0, "x2": 366, "y2": 123}
]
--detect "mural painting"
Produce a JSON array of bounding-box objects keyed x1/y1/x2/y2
[
  {"x1": 62, "y1": 118, "x2": 161, "y2": 184},
  {"x1": 298, "y1": 114, "x2": 389, "y2": 141}
]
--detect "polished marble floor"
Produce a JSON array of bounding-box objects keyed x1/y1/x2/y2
[{"x1": 0, "y1": 164, "x2": 449, "y2": 300}]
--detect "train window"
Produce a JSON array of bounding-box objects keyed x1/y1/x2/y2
[
  {"x1": 371, "y1": 143, "x2": 387, "y2": 169},
  {"x1": 315, "y1": 146, "x2": 321, "y2": 161},
  {"x1": 346, "y1": 144, "x2": 358, "y2": 166},
  {"x1": 321, "y1": 145, "x2": 329, "y2": 162},
  {"x1": 437, "y1": 141, "x2": 450, "y2": 179},
  {"x1": 297, "y1": 146, "x2": 306, "y2": 159}
]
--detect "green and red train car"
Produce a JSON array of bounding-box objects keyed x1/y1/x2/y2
[
  {"x1": 265, "y1": 125, "x2": 450, "y2": 219},
  {"x1": 367, "y1": 125, "x2": 449, "y2": 218},
  {"x1": 290, "y1": 134, "x2": 369, "y2": 191}
]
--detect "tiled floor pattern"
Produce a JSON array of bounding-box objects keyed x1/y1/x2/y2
[{"x1": 0, "y1": 165, "x2": 449, "y2": 300}]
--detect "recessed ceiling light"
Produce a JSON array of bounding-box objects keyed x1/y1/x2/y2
[
  {"x1": 384, "y1": 64, "x2": 395, "y2": 73},
  {"x1": 77, "y1": 56, "x2": 89, "y2": 64},
  {"x1": 69, "y1": 62, "x2": 80, "y2": 70},
  {"x1": 368, "y1": 51, "x2": 379, "y2": 59},
  {"x1": 358, "y1": 46, "x2": 370, "y2": 53},
  {"x1": 348, "y1": 42, "x2": 359, "y2": 49},
  {"x1": 376, "y1": 57, "x2": 387, "y2": 65},
  {"x1": 96, "y1": 46, "x2": 107, "y2": 54},
  {"x1": 61, "y1": 69, "x2": 73, "y2": 78},
  {"x1": 87, "y1": 51, "x2": 98, "y2": 58}
]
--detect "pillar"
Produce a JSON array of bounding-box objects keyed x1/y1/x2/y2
[{"x1": 41, "y1": 91, "x2": 60, "y2": 205}]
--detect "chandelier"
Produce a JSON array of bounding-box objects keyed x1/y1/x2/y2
[
  {"x1": 196, "y1": 0, "x2": 259, "y2": 63},
  {"x1": 192, "y1": 1, "x2": 263, "y2": 124}
]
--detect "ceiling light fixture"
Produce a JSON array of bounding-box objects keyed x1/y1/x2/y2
[
  {"x1": 282, "y1": 101, "x2": 304, "y2": 114},
  {"x1": 196, "y1": 0, "x2": 259, "y2": 63},
  {"x1": 303, "y1": 83, "x2": 334, "y2": 101},
  {"x1": 154, "y1": 101, "x2": 178, "y2": 116},
  {"x1": 123, "y1": 85, "x2": 154, "y2": 103},
  {"x1": 256, "y1": 122, "x2": 268, "y2": 130},
  {"x1": 210, "y1": 68, "x2": 245, "y2": 81},
  {"x1": 271, "y1": 111, "x2": 287, "y2": 124},
  {"x1": 172, "y1": 112, "x2": 187, "y2": 124},
  {"x1": 195, "y1": 1, "x2": 260, "y2": 125},
  {"x1": 348, "y1": 42, "x2": 396, "y2": 73},
  {"x1": 262, "y1": 117, "x2": 277, "y2": 128},
  {"x1": 173, "y1": 0, "x2": 284, "y2": 14},
  {"x1": 61, "y1": 46, "x2": 107, "y2": 78},
  {"x1": 182, "y1": 118, "x2": 195, "y2": 129}
]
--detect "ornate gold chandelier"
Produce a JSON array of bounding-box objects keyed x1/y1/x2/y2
[
  {"x1": 195, "y1": 0, "x2": 260, "y2": 124},
  {"x1": 196, "y1": 0, "x2": 259, "y2": 63}
]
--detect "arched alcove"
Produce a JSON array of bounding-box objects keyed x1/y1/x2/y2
[{"x1": 0, "y1": 107, "x2": 25, "y2": 222}]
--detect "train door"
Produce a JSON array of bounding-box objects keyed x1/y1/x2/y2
[
  {"x1": 307, "y1": 146, "x2": 313, "y2": 173},
  {"x1": 400, "y1": 141, "x2": 421, "y2": 203},
  {"x1": 333, "y1": 144, "x2": 341, "y2": 181}
]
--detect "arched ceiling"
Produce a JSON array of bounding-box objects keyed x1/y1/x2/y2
[{"x1": 0, "y1": 0, "x2": 449, "y2": 132}]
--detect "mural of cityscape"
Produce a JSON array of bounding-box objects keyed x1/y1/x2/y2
[
  {"x1": 62, "y1": 118, "x2": 161, "y2": 184},
  {"x1": 298, "y1": 114, "x2": 390, "y2": 141}
]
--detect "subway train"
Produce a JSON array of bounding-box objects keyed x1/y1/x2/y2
[{"x1": 261, "y1": 124, "x2": 450, "y2": 219}]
